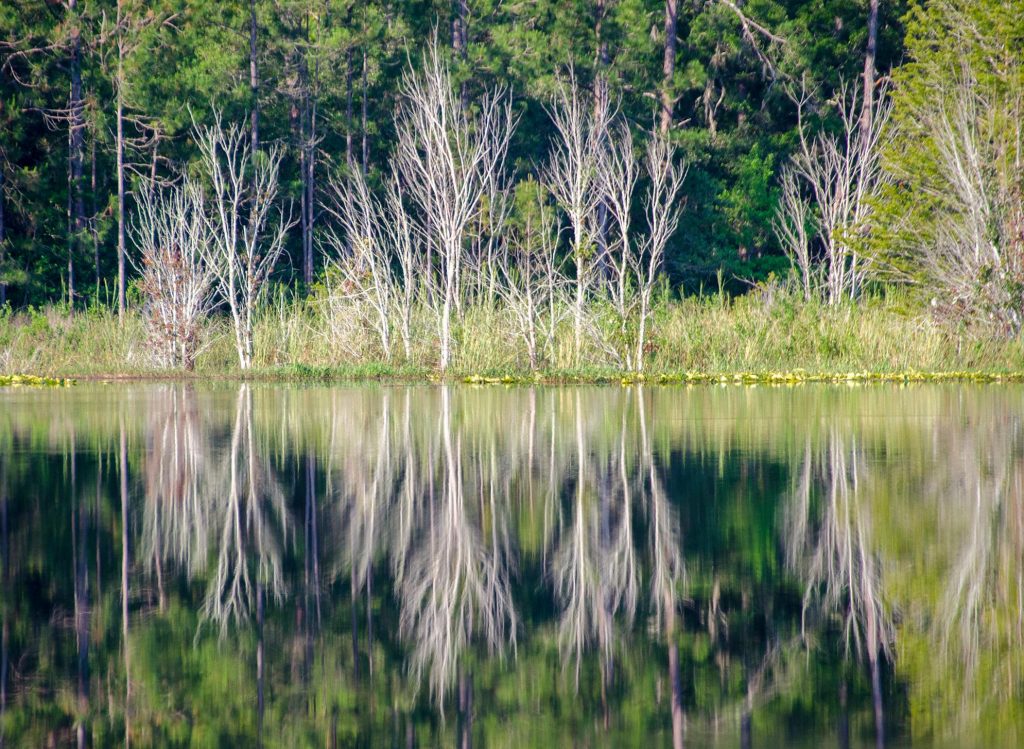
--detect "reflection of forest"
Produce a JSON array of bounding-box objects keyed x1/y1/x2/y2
[{"x1": 0, "y1": 384, "x2": 1022, "y2": 746}]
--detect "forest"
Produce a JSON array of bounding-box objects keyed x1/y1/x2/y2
[{"x1": 1, "y1": 0, "x2": 1023, "y2": 376}]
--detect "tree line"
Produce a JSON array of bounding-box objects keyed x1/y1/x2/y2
[
  {"x1": 0, "y1": 0, "x2": 900, "y2": 307},
  {"x1": 3, "y1": 1, "x2": 1023, "y2": 367}
]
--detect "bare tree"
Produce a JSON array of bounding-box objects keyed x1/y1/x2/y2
[
  {"x1": 393, "y1": 41, "x2": 516, "y2": 371},
  {"x1": 775, "y1": 168, "x2": 814, "y2": 300},
  {"x1": 635, "y1": 136, "x2": 686, "y2": 372},
  {"x1": 777, "y1": 82, "x2": 892, "y2": 304},
  {"x1": 908, "y1": 73, "x2": 1024, "y2": 335},
  {"x1": 323, "y1": 165, "x2": 397, "y2": 360},
  {"x1": 194, "y1": 113, "x2": 294, "y2": 369},
  {"x1": 131, "y1": 180, "x2": 217, "y2": 370},
  {"x1": 545, "y1": 72, "x2": 611, "y2": 364},
  {"x1": 495, "y1": 188, "x2": 567, "y2": 371},
  {"x1": 600, "y1": 127, "x2": 686, "y2": 372}
]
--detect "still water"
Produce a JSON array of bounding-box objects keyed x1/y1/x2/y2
[{"x1": 0, "y1": 383, "x2": 1021, "y2": 747}]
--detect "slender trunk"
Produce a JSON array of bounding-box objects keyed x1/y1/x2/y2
[
  {"x1": 249, "y1": 0, "x2": 260, "y2": 153},
  {"x1": 307, "y1": 96, "x2": 316, "y2": 284},
  {"x1": 452, "y1": 0, "x2": 468, "y2": 107},
  {"x1": 1, "y1": 457, "x2": 8, "y2": 744},
  {"x1": 90, "y1": 137, "x2": 99, "y2": 298},
  {"x1": 68, "y1": 128, "x2": 74, "y2": 306},
  {"x1": 297, "y1": 97, "x2": 309, "y2": 284},
  {"x1": 148, "y1": 135, "x2": 158, "y2": 203},
  {"x1": 441, "y1": 286, "x2": 452, "y2": 371},
  {"x1": 0, "y1": 166, "x2": 6, "y2": 306},
  {"x1": 68, "y1": 0, "x2": 85, "y2": 306},
  {"x1": 360, "y1": 48, "x2": 368, "y2": 175},
  {"x1": 860, "y1": 0, "x2": 879, "y2": 141},
  {"x1": 659, "y1": 0, "x2": 678, "y2": 135},
  {"x1": 458, "y1": 671, "x2": 472, "y2": 749},
  {"x1": 838, "y1": 679, "x2": 850, "y2": 749},
  {"x1": 72, "y1": 446, "x2": 89, "y2": 748},
  {"x1": 345, "y1": 51, "x2": 354, "y2": 166},
  {"x1": 593, "y1": 0, "x2": 609, "y2": 279},
  {"x1": 256, "y1": 581, "x2": 265, "y2": 744},
  {"x1": 116, "y1": 4, "x2": 126, "y2": 321},
  {"x1": 871, "y1": 650, "x2": 885, "y2": 749},
  {"x1": 350, "y1": 565, "x2": 359, "y2": 680},
  {"x1": 666, "y1": 590, "x2": 684, "y2": 749},
  {"x1": 120, "y1": 422, "x2": 131, "y2": 748}
]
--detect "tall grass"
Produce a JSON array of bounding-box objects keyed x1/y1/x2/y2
[{"x1": 2, "y1": 286, "x2": 1023, "y2": 379}]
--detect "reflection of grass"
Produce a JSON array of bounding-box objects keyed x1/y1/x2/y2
[{"x1": 6, "y1": 287, "x2": 1024, "y2": 379}]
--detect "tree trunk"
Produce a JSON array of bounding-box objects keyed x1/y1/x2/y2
[
  {"x1": 249, "y1": 0, "x2": 260, "y2": 153},
  {"x1": 345, "y1": 50, "x2": 354, "y2": 166},
  {"x1": 871, "y1": 650, "x2": 885, "y2": 749},
  {"x1": 452, "y1": 0, "x2": 469, "y2": 106},
  {"x1": 256, "y1": 581, "x2": 265, "y2": 744},
  {"x1": 72, "y1": 445, "x2": 89, "y2": 749},
  {"x1": 860, "y1": 0, "x2": 879, "y2": 140},
  {"x1": 68, "y1": 0, "x2": 86, "y2": 306},
  {"x1": 666, "y1": 590, "x2": 684, "y2": 749},
  {"x1": 838, "y1": 679, "x2": 850, "y2": 749},
  {"x1": 458, "y1": 671, "x2": 472, "y2": 749},
  {"x1": 90, "y1": 136, "x2": 99, "y2": 297},
  {"x1": 360, "y1": 48, "x2": 369, "y2": 175},
  {"x1": 297, "y1": 96, "x2": 309, "y2": 284},
  {"x1": 659, "y1": 0, "x2": 678, "y2": 135},
  {"x1": 593, "y1": 0, "x2": 609, "y2": 278},
  {"x1": 0, "y1": 165, "x2": 6, "y2": 306},
  {"x1": 306, "y1": 94, "x2": 316, "y2": 285},
  {"x1": 120, "y1": 421, "x2": 131, "y2": 748},
  {"x1": 116, "y1": 1, "x2": 126, "y2": 321}
]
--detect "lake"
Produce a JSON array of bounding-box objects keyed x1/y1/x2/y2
[{"x1": 0, "y1": 382, "x2": 1021, "y2": 747}]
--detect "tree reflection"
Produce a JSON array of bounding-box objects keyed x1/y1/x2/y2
[
  {"x1": 141, "y1": 385, "x2": 291, "y2": 632},
  {"x1": 785, "y1": 431, "x2": 893, "y2": 747},
  {"x1": 8, "y1": 383, "x2": 1024, "y2": 746}
]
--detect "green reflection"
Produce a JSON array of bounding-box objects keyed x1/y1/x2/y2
[{"x1": 0, "y1": 383, "x2": 1021, "y2": 747}]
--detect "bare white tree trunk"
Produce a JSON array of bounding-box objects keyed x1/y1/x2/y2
[
  {"x1": 496, "y1": 189, "x2": 567, "y2": 371},
  {"x1": 131, "y1": 180, "x2": 218, "y2": 370},
  {"x1": 600, "y1": 128, "x2": 686, "y2": 372},
  {"x1": 195, "y1": 113, "x2": 293, "y2": 369},
  {"x1": 545, "y1": 72, "x2": 611, "y2": 365},
  {"x1": 392, "y1": 41, "x2": 516, "y2": 372},
  {"x1": 777, "y1": 83, "x2": 891, "y2": 304}
]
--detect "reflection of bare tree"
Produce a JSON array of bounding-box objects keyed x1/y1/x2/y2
[
  {"x1": 928, "y1": 419, "x2": 1024, "y2": 714},
  {"x1": 637, "y1": 388, "x2": 686, "y2": 749},
  {"x1": 395, "y1": 387, "x2": 517, "y2": 708},
  {"x1": 326, "y1": 387, "x2": 519, "y2": 713},
  {"x1": 141, "y1": 385, "x2": 211, "y2": 607},
  {"x1": 203, "y1": 386, "x2": 290, "y2": 632},
  {"x1": 141, "y1": 385, "x2": 290, "y2": 633},
  {"x1": 552, "y1": 392, "x2": 639, "y2": 701},
  {"x1": 785, "y1": 432, "x2": 893, "y2": 748}
]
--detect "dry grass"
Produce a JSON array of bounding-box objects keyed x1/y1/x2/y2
[{"x1": 2, "y1": 287, "x2": 1023, "y2": 379}]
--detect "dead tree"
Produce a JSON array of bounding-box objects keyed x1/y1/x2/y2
[
  {"x1": 194, "y1": 113, "x2": 294, "y2": 369},
  {"x1": 131, "y1": 179, "x2": 217, "y2": 370},
  {"x1": 393, "y1": 41, "x2": 516, "y2": 371}
]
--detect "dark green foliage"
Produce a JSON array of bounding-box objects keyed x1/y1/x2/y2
[{"x1": 0, "y1": 0, "x2": 911, "y2": 306}]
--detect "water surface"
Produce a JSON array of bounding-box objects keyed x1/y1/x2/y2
[{"x1": 0, "y1": 383, "x2": 1021, "y2": 747}]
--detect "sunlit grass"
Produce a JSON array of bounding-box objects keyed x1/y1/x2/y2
[{"x1": 3, "y1": 287, "x2": 1024, "y2": 380}]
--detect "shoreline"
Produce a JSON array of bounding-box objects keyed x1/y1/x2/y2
[{"x1": 9, "y1": 367, "x2": 1024, "y2": 387}]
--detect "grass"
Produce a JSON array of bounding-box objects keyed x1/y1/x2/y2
[{"x1": 3, "y1": 286, "x2": 1024, "y2": 383}]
